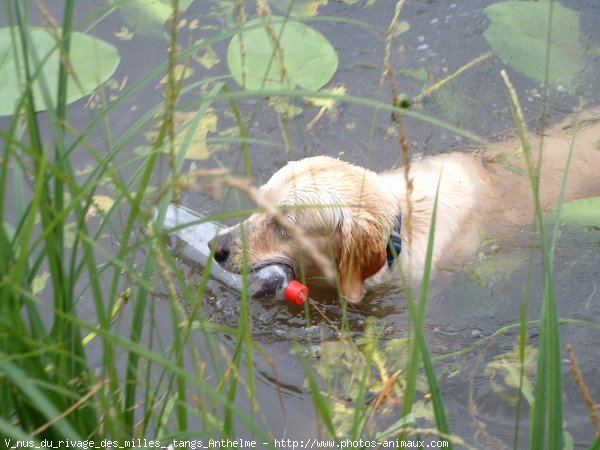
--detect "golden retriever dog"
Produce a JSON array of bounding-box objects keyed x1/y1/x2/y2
[{"x1": 210, "y1": 110, "x2": 600, "y2": 303}]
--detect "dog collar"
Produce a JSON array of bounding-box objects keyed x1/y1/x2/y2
[{"x1": 386, "y1": 212, "x2": 402, "y2": 267}]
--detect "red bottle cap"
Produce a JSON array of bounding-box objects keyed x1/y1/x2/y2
[{"x1": 284, "y1": 280, "x2": 309, "y2": 305}]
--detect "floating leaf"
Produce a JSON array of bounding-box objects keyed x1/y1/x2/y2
[
  {"x1": 85, "y1": 195, "x2": 115, "y2": 220},
  {"x1": 485, "y1": 345, "x2": 537, "y2": 406},
  {"x1": 114, "y1": 26, "x2": 134, "y2": 41},
  {"x1": 111, "y1": 0, "x2": 195, "y2": 38},
  {"x1": 147, "y1": 109, "x2": 220, "y2": 160},
  {"x1": 555, "y1": 197, "x2": 600, "y2": 227},
  {"x1": 267, "y1": 97, "x2": 304, "y2": 118},
  {"x1": 227, "y1": 16, "x2": 338, "y2": 91},
  {"x1": 32, "y1": 272, "x2": 50, "y2": 296},
  {"x1": 269, "y1": 0, "x2": 328, "y2": 16},
  {"x1": 483, "y1": 1, "x2": 584, "y2": 90},
  {"x1": 0, "y1": 27, "x2": 120, "y2": 116},
  {"x1": 306, "y1": 85, "x2": 347, "y2": 109},
  {"x1": 114, "y1": 0, "x2": 171, "y2": 37},
  {"x1": 159, "y1": 64, "x2": 194, "y2": 84},
  {"x1": 64, "y1": 222, "x2": 77, "y2": 248},
  {"x1": 393, "y1": 20, "x2": 410, "y2": 37},
  {"x1": 194, "y1": 44, "x2": 220, "y2": 69},
  {"x1": 305, "y1": 85, "x2": 347, "y2": 129}
]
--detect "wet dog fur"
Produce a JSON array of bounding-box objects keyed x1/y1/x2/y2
[{"x1": 210, "y1": 110, "x2": 600, "y2": 303}]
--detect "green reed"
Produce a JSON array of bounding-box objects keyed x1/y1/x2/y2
[{"x1": 0, "y1": 0, "x2": 269, "y2": 445}]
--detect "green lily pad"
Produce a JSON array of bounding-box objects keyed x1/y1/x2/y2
[
  {"x1": 112, "y1": 0, "x2": 195, "y2": 38},
  {"x1": 556, "y1": 197, "x2": 600, "y2": 227},
  {"x1": 0, "y1": 27, "x2": 120, "y2": 116},
  {"x1": 269, "y1": 0, "x2": 328, "y2": 16},
  {"x1": 484, "y1": 1, "x2": 583, "y2": 91},
  {"x1": 227, "y1": 16, "x2": 338, "y2": 91}
]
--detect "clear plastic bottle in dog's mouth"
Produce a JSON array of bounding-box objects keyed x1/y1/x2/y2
[
  {"x1": 250, "y1": 264, "x2": 308, "y2": 305},
  {"x1": 162, "y1": 204, "x2": 308, "y2": 305}
]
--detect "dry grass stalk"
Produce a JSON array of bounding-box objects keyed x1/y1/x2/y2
[
  {"x1": 387, "y1": 62, "x2": 414, "y2": 280},
  {"x1": 235, "y1": 0, "x2": 247, "y2": 88},
  {"x1": 36, "y1": 0, "x2": 75, "y2": 77},
  {"x1": 370, "y1": 369, "x2": 402, "y2": 417},
  {"x1": 566, "y1": 344, "x2": 600, "y2": 439},
  {"x1": 413, "y1": 51, "x2": 492, "y2": 104},
  {"x1": 31, "y1": 382, "x2": 104, "y2": 436},
  {"x1": 164, "y1": 0, "x2": 185, "y2": 185},
  {"x1": 256, "y1": 0, "x2": 288, "y2": 88}
]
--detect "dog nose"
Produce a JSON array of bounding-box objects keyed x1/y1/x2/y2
[{"x1": 209, "y1": 235, "x2": 230, "y2": 263}]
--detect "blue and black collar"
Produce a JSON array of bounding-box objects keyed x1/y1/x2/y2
[{"x1": 386, "y1": 212, "x2": 402, "y2": 267}]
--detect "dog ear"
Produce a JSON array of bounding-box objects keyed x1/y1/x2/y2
[{"x1": 337, "y1": 221, "x2": 387, "y2": 303}]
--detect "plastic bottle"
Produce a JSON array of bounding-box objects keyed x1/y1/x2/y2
[
  {"x1": 249, "y1": 264, "x2": 309, "y2": 305},
  {"x1": 162, "y1": 204, "x2": 309, "y2": 305}
]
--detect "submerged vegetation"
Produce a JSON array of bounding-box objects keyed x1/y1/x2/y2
[{"x1": 1, "y1": 0, "x2": 599, "y2": 449}]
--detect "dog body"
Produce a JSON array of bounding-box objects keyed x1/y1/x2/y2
[{"x1": 211, "y1": 111, "x2": 600, "y2": 302}]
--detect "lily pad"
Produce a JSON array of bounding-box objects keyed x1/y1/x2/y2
[
  {"x1": 556, "y1": 197, "x2": 600, "y2": 227},
  {"x1": 483, "y1": 1, "x2": 583, "y2": 90},
  {"x1": 227, "y1": 16, "x2": 338, "y2": 91},
  {"x1": 112, "y1": 0, "x2": 195, "y2": 38},
  {"x1": 269, "y1": 0, "x2": 328, "y2": 16},
  {"x1": 0, "y1": 27, "x2": 120, "y2": 116}
]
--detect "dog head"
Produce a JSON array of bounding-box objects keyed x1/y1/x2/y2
[{"x1": 209, "y1": 156, "x2": 398, "y2": 302}]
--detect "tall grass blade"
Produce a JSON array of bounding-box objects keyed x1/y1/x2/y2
[
  {"x1": 501, "y1": 63, "x2": 564, "y2": 450},
  {"x1": 400, "y1": 174, "x2": 452, "y2": 447},
  {"x1": 0, "y1": 356, "x2": 83, "y2": 439}
]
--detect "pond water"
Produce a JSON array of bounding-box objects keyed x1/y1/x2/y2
[{"x1": 3, "y1": 0, "x2": 600, "y2": 448}]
